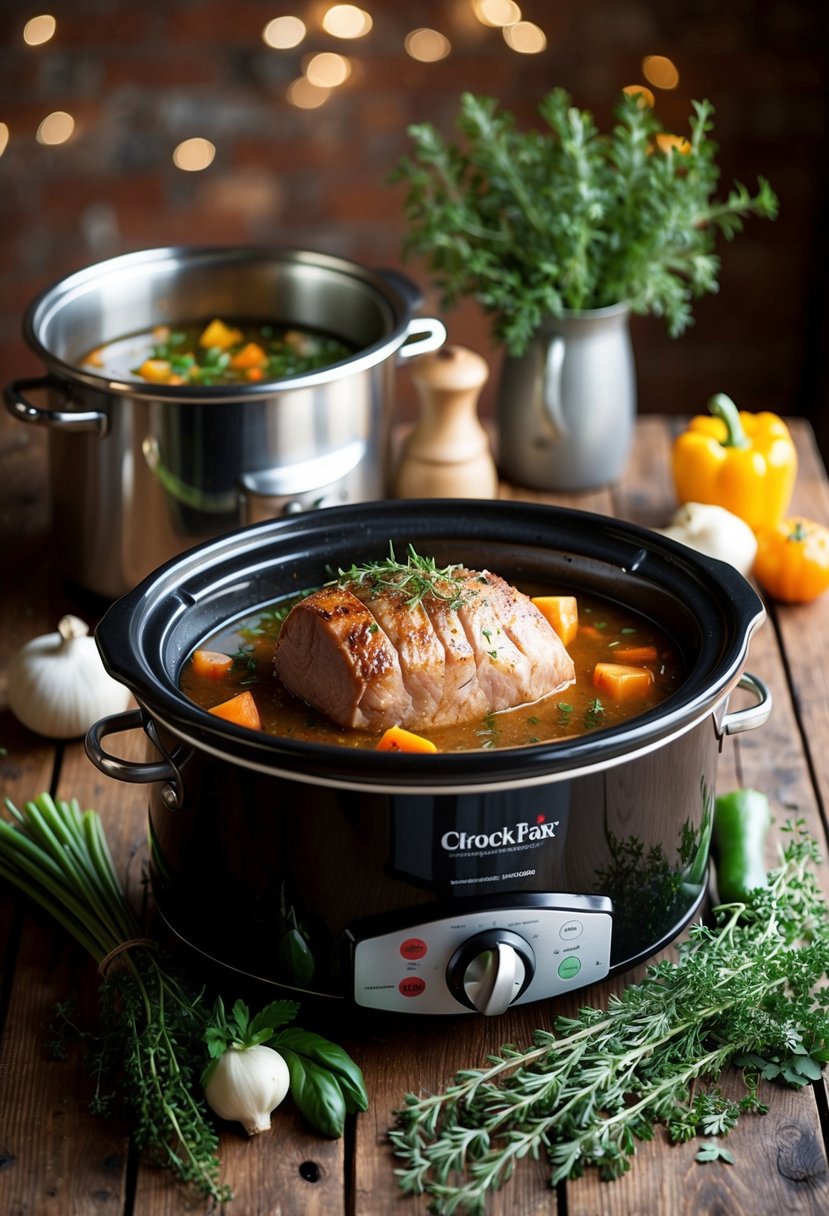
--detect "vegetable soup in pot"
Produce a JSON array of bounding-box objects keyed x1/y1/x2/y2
[
  {"x1": 81, "y1": 316, "x2": 355, "y2": 387},
  {"x1": 180, "y1": 550, "x2": 684, "y2": 752}
]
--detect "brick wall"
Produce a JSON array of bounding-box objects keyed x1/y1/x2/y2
[{"x1": 1, "y1": 0, "x2": 827, "y2": 453}]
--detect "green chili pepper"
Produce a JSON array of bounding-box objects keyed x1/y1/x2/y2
[{"x1": 712, "y1": 787, "x2": 772, "y2": 903}]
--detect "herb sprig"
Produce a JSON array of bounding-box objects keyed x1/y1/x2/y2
[
  {"x1": 390, "y1": 821, "x2": 829, "y2": 1213},
  {"x1": 0, "y1": 794, "x2": 366, "y2": 1207},
  {"x1": 335, "y1": 542, "x2": 468, "y2": 609},
  {"x1": 392, "y1": 89, "x2": 778, "y2": 356}
]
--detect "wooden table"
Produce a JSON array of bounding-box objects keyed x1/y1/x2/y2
[{"x1": 2, "y1": 413, "x2": 829, "y2": 1215}]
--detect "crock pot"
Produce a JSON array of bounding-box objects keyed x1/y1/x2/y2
[
  {"x1": 4, "y1": 245, "x2": 445, "y2": 598},
  {"x1": 86, "y1": 500, "x2": 771, "y2": 1016}
]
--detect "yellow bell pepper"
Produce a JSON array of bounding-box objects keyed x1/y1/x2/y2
[
  {"x1": 672, "y1": 394, "x2": 797, "y2": 532},
  {"x1": 753, "y1": 517, "x2": 829, "y2": 603}
]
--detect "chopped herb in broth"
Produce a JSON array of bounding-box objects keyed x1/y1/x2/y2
[
  {"x1": 180, "y1": 584, "x2": 684, "y2": 753},
  {"x1": 80, "y1": 317, "x2": 354, "y2": 386}
]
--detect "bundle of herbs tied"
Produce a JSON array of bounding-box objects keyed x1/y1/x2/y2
[
  {"x1": 392, "y1": 89, "x2": 778, "y2": 356},
  {"x1": 0, "y1": 793, "x2": 367, "y2": 1208},
  {"x1": 391, "y1": 802, "x2": 829, "y2": 1214}
]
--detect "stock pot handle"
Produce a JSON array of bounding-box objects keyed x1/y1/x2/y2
[
  {"x1": 398, "y1": 317, "x2": 448, "y2": 360},
  {"x1": 85, "y1": 708, "x2": 187, "y2": 810},
  {"x1": 5, "y1": 375, "x2": 108, "y2": 435},
  {"x1": 721, "y1": 672, "x2": 773, "y2": 735}
]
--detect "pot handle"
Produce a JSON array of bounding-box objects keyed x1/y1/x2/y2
[
  {"x1": 721, "y1": 672, "x2": 773, "y2": 735},
  {"x1": 397, "y1": 317, "x2": 447, "y2": 360},
  {"x1": 4, "y1": 375, "x2": 109, "y2": 435},
  {"x1": 85, "y1": 708, "x2": 187, "y2": 810}
]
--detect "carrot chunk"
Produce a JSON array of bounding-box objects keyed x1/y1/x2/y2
[
  {"x1": 208, "y1": 690, "x2": 262, "y2": 730},
  {"x1": 592, "y1": 662, "x2": 654, "y2": 700},
  {"x1": 531, "y1": 595, "x2": 579, "y2": 646},
  {"x1": 376, "y1": 725, "x2": 438, "y2": 754},
  {"x1": 610, "y1": 645, "x2": 658, "y2": 664},
  {"x1": 230, "y1": 341, "x2": 268, "y2": 370},
  {"x1": 136, "y1": 358, "x2": 173, "y2": 383},
  {"x1": 199, "y1": 318, "x2": 243, "y2": 350},
  {"x1": 191, "y1": 648, "x2": 234, "y2": 679}
]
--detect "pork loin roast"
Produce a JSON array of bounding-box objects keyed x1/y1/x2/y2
[{"x1": 273, "y1": 566, "x2": 575, "y2": 733}]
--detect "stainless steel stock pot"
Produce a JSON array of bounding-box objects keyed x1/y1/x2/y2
[{"x1": 4, "y1": 246, "x2": 445, "y2": 598}]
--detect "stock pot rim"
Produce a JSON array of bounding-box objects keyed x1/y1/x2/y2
[
  {"x1": 93, "y1": 499, "x2": 767, "y2": 791},
  {"x1": 21, "y1": 243, "x2": 424, "y2": 399}
]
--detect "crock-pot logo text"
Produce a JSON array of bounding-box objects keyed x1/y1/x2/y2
[{"x1": 441, "y1": 817, "x2": 559, "y2": 853}]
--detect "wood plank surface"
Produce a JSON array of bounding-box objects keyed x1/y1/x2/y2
[{"x1": 1, "y1": 412, "x2": 828, "y2": 1215}]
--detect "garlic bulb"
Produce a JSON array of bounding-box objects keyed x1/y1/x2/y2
[
  {"x1": 656, "y1": 502, "x2": 758, "y2": 577},
  {"x1": 7, "y1": 614, "x2": 132, "y2": 739},
  {"x1": 204, "y1": 1044, "x2": 291, "y2": 1136}
]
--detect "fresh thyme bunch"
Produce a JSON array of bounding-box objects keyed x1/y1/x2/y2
[
  {"x1": 392, "y1": 89, "x2": 778, "y2": 356},
  {"x1": 390, "y1": 822, "x2": 829, "y2": 1214}
]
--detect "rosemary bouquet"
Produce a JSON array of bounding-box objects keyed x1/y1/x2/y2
[{"x1": 392, "y1": 89, "x2": 778, "y2": 356}]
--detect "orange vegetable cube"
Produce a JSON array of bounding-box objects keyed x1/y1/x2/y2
[
  {"x1": 230, "y1": 342, "x2": 268, "y2": 370},
  {"x1": 136, "y1": 358, "x2": 173, "y2": 383},
  {"x1": 190, "y1": 649, "x2": 234, "y2": 679},
  {"x1": 531, "y1": 595, "x2": 579, "y2": 646},
  {"x1": 578, "y1": 624, "x2": 602, "y2": 639},
  {"x1": 376, "y1": 725, "x2": 438, "y2": 754},
  {"x1": 592, "y1": 662, "x2": 654, "y2": 700},
  {"x1": 245, "y1": 366, "x2": 265, "y2": 382},
  {"x1": 199, "y1": 318, "x2": 243, "y2": 350},
  {"x1": 610, "y1": 645, "x2": 658, "y2": 664},
  {"x1": 208, "y1": 690, "x2": 262, "y2": 730}
]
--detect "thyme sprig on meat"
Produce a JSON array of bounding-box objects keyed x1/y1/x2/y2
[
  {"x1": 390, "y1": 820, "x2": 829, "y2": 1214},
  {"x1": 334, "y1": 543, "x2": 468, "y2": 609}
]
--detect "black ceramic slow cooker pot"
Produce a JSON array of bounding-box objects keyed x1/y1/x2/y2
[{"x1": 86, "y1": 500, "x2": 771, "y2": 1016}]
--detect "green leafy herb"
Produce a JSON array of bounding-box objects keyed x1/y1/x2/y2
[
  {"x1": 390, "y1": 820, "x2": 829, "y2": 1213},
  {"x1": 696, "y1": 1140, "x2": 735, "y2": 1165},
  {"x1": 335, "y1": 542, "x2": 467, "y2": 609},
  {"x1": 0, "y1": 794, "x2": 368, "y2": 1206},
  {"x1": 274, "y1": 1027, "x2": 369, "y2": 1138},
  {"x1": 392, "y1": 89, "x2": 778, "y2": 355}
]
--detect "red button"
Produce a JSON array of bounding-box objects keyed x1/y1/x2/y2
[
  {"x1": 398, "y1": 976, "x2": 426, "y2": 998},
  {"x1": 400, "y1": 937, "x2": 428, "y2": 960}
]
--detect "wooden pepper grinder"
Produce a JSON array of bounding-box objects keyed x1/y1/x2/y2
[{"x1": 394, "y1": 345, "x2": 498, "y2": 499}]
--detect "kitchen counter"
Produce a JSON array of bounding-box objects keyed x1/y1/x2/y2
[{"x1": 1, "y1": 413, "x2": 828, "y2": 1214}]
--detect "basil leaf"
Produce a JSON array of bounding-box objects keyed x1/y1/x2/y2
[
  {"x1": 279, "y1": 1048, "x2": 348, "y2": 1137},
  {"x1": 276, "y1": 1027, "x2": 368, "y2": 1113}
]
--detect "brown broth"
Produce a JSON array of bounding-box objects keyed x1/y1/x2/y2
[{"x1": 180, "y1": 586, "x2": 684, "y2": 752}]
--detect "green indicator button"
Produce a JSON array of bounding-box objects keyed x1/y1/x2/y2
[{"x1": 557, "y1": 956, "x2": 582, "y2": 980}]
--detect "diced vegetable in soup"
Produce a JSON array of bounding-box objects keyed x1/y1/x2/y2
[
  {"x1": 180, "y1": 558, "x2": 684, "y2": 752},
  {"x1": 80, "y1": 318, "x2": 355, "y2": 386}
]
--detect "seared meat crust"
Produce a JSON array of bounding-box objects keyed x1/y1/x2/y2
[{"x1": 273, "y1": 569, "x2": 575, "y2": 733}]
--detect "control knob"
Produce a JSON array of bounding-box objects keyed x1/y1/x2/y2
[{"x1": 447, "y1": 929, "x2": 535, "y2": 1015}]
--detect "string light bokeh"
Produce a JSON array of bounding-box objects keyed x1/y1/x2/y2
[{"x1": 0, "y1": 1, "x2": 825, "y2": 444}]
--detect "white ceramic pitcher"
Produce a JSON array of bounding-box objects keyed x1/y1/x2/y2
[{"x1": 496, "y1": 302, "x2": 635, "y2": 491}]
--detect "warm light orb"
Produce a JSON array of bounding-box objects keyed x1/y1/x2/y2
[
  {"x1": 304, "y1": 51, "x2": 351, "y2": 88},
  {"x1": 473, "y1": 0, "x2": 521, "y2": 28},
  {"x1": 404, "y1": 28, "x2": 451, "y2": 62},
  {"x1": 622, "y1": 84, "x2": 655, "y2": 107},
  {"x1": 503, "y1": 21, "x2": 546, "y2": 53},
  {"x1": 322, "y1": 5, "x2": 372, "y2": 39},
  {"x1": 642, "y1": 54, "x2": 679, "y2": 90},
  {"x1": 36, "y1": 110, "x2": 74, "y2": 145},
  {"x1": 23, "y1": 14, "x2": 56, "y2": 46},
  {"x1": 0, "y1": 123, "x2": 9, "y2": 157},
  {"x1": 172, "y1": 137, "x2": 216, "y2": 171},
  {"x1": 287, "y1": 77, "x2": 331, "y2": 108},
  {"x1": 262, "y1": 15, "x2": 307, "y2": 49}
]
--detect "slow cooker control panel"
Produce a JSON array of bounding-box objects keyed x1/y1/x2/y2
[{"x1": 348, "y1": 894, "x2": 612, "y2": 1015}]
